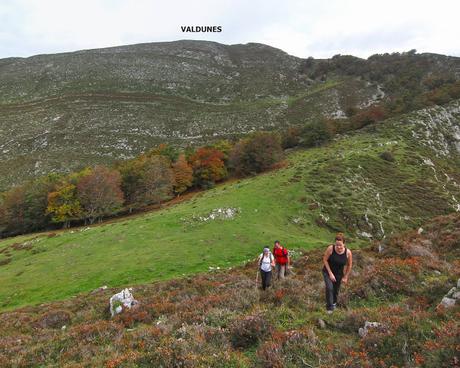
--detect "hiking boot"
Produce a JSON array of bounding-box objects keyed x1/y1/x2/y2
[{"x1": 326, "y1": 309, "x2": 333, "y2": 314}]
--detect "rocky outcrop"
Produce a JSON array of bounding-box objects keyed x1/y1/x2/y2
[{"x1": 439, "y1": 279, "x2": 460, "y2": 308}]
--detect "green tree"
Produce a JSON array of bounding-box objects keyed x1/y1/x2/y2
[
  {"x1": 115, "y1": 158, "x2": 145, "y2": 212},
  {"x1": 300, "y1": 120, "x2": 333, "y2": 147}
]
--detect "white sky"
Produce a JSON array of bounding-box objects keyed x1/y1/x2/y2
[{"x1": 1, "y1": 0, "x2": 459, "y2": 59}]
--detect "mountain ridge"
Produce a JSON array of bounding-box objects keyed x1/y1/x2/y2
[{"x1": 1, "y1": 40, "x2": 460, "y2": 191}]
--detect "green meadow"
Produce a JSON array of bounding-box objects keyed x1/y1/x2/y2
[{"x1": 0, "y1": 110, "x2": 459, "y2": 310}]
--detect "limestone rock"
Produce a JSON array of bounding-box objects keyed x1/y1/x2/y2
[
  {"x1": 358, "y1": 321, "x2": 385, "y2": 338},
  {"x1": 440, "y1": 297, "x2": 456, "y2": 308},
  {"x1": 438, "y1": 280, "x2": 460, "y2": 309},
  {"x1": 109, "y1": 288, "x2": 138, "y2": 317}
]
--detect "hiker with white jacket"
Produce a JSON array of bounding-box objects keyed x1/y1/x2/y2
[{"x1": 257, "y1": 247, "x2": 275, "y2": 290}]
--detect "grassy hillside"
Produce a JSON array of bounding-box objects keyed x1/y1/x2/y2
[
  {"x1": 1, "y1": 101, "x2": 459, "y2": 311},
  {"x1": 0, "y1": 212, "x2": 458, "y2": 367},
  {"x1": 8, "y1": 41, "x2": 460, "y2": 190}
]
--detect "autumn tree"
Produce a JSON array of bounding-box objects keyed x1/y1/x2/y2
[
  {"x1": 211, "y1": 140, "x2": 234, "y2": 163},
  {"x1": 281, "y1": 126, "x2": 302, "y2": 149},
  {"x1": 0, "y1": 186, "x2": 27, "y2": 235},
  {"x1": 350, "y1": 105, "x2": 387, "y2": 129},
  {"x1": 133, "y1": 156, "x2": 174, "y2": 206},
  {"x1": 76, "y1": 166, "x2": 124, "y2": 224},
  {"x1": 229, "y1": 132, "x2": 283, "y2": 176},
  {"x1": 189, "y1": 147, "x2": 227, "y2": 188},
  {"x1": 146, "y1": 143, "x2": 178, "y2": 162},
  {"x1": 172, "y1": 154, "x2": 193, "y2": 195},
  {"x1": 47, "y1": 182, "x2": 82, "y2": 228}
]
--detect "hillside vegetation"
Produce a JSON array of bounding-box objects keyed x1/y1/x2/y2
[
  {"x1": 0, "y1": 211, "x2": 458, "y2": 367},
  {"x1": 1, "y1": 41, "x2": 459, "y2": 190},
  {"x1": 0, "y1": 101, "x2": 459, "y2": 311}
]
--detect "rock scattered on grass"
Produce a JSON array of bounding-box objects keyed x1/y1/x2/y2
[
  {"x1": 109, "y1": 288, "x2": 138, "y2": 317},
  {"x1": 358, "y1": 321, "x2": 386, "y2": 338}
]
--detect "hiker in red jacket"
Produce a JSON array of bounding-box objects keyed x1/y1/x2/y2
[{"x1": 273, "y1": 240, "x2": 290, "y2": 280}]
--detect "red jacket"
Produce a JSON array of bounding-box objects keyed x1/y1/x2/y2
[{"x1": 273, "y1": 246, "x2": 289, "y2": 265}]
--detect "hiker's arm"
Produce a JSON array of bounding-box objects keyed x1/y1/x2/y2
[
  {"x1": 323, "y1": 246, "x2": 336, "y2": 282},
  {"x1": 342, "y1": 250, "x2": 353, "y2": 284}
]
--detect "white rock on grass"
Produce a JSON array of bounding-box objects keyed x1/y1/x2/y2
[
  {"x1": 358, "y1": 321, "x2": 385, "y2": 338},
  {"x1": 440, "y1": 297, "x2": 456, "y2": 308},
  {"x1": 438, "y1": 279, "x2": 460, "y2": 309},
  {"x1": 109, "y1": 288, "x2": 138, "y2": 317}
]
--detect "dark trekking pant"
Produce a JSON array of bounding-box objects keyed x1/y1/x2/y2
[
  {"x1": 322, "y1": 269, "x2": 342, "y2": 310},
  {"x1": 261, "y1": 270, "x2": 272, "y2": 290}
]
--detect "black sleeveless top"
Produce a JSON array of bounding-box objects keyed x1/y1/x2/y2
[{"x1": 323, "y1": 245, "x2": 348, "y2": 278}]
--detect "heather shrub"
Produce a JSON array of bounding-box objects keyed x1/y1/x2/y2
[
  {"x1": 422, "y1": 318, "x2": 460, "y2": 367},
  {"x1": 336, "y1": 309, "x2": 369, "y2": 333},
  {"x1": 281, "y1": 329, "x2": 319, "y2": 367},
  {"x1": 256, "y1": 340, "x2": 284, "y2": 368},
  {"x1": 362, "y1": 316, "x2": 431, "y2": 366},
  {"x1": 348, "y1": 257, "x2": 422, "y2": 300},
  {"x1": 204, "y1": 308, "x2": 238, "y2": 328},
  {"x1": 379, "y1": 151, "x2": 395, "y2": 162},
  {"x1": 114, "y1": 307, "x2": 153, "y2": 328},
  {"x1": 37, "y1": 309, "x2": 72, "y2": 329},
  {"x1": 136, "y1": 335, "x2": 244, "y2": 368},
  {"x1": 257, "y1": 329, "x2": 319, "y2": 368},
  {"x1": 229, "y1": 314, "x2": 272, "y2": 349},
  {"x1": 69, "y1": 320, "x2": 123, "y2": 345}
]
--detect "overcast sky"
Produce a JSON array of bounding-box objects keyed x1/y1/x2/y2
[{"x1": 1, "y1": 0, "x2": 459, "y2": 59}]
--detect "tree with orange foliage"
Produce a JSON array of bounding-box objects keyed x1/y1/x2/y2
[
  {"x1": 351, "y1": 105, "x2": 387, "y2": 129},
  {"x1": 172, "y1": 154, "x2": 193, "y2": 195},
  {"x1": 189, "y1": 147, "x2": 227, "y2": 188}
]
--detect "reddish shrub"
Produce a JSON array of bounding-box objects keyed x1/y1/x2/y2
[
  {"x1": 229, "y1": 314, "x2": 272, "y2": 349},
  {"x1": 69, "y1": 321, "x2": 123, "y2": 345},
  {"x1": 37, "y1": 309, "x2": 72, "y2": 329},
  {"x1": 114, "y1": 308, "x2": 152, "y2": 328}
]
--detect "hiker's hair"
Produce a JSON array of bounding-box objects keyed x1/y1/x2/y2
[
  {"x1": 274, "y1": 240, "x2": 280, "y2": 245},
  {"x1": 335, "y1": 232, "x2": 345, "y2": 243}
]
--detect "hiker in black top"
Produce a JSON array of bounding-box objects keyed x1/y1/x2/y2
[{"x1": 322, "y1": 233, "x2": 353, "y2": 313}]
